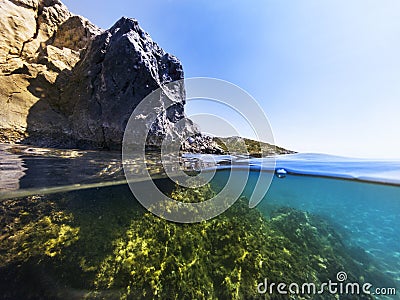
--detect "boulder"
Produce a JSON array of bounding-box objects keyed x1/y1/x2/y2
[{"x1": 54, "y1": 17, "x2": 199, "y2": 149}]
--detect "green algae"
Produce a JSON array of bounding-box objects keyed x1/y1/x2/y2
[
  {"x1": 0, "y1": 182, "x2": 392, "y2": 299},
  {"x1": 0, "y1": 196, "x2": 79, "y2": 265}
]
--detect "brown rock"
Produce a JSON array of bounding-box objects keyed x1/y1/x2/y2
[
  {"x1": 52, "y1": 15, "x2": 102, "y2": 51},
  {"x1": 0, "y1": 0, "x2": 99, "y2": 145},
  {"x1": 0, "y1": 0, "x2": 38, "y2": 63}
]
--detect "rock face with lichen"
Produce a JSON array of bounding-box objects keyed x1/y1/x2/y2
[{"x1": 0, "y1": 0, "x2": 218, "y2": 151}]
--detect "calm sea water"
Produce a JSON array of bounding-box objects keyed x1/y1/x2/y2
[{"x1": 0, "y1": 144, "x2": 399, "y2": 299}]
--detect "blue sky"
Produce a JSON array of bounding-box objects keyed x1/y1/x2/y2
[{"x1": 62, "y1": 0, "x2": 400, "y2": 158}]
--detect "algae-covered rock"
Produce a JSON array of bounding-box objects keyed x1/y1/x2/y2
[
  {"x1": 0, "y1": 183, "x2": 391, "y2": 299},
  {"x1": 86, "y1": 184, "x2": 379, "y2": 299},
  {"x1": 0, "y1": 195, "x2": 79, "y2": 265}
]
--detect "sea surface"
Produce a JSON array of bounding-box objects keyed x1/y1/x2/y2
[{"x1": 0, "y1": 144, "x2": 399, "y2": 299}]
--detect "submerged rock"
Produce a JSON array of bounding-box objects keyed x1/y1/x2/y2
[{"x1": 0, "y1": 183, "x2": 390, "y2": 299}]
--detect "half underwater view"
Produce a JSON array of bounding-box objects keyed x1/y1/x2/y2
[
  {"x1": 0, "y1": 144, "x2": 399, "y2": 299},
  {"x1": 1, "y1": 0, "x2": 400, "y2": 299}
]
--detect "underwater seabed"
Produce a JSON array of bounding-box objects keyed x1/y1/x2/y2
[
  {"x1": 0, "y1": 175, "x2": 399, "y2": 299},
  {"x1": 253, "y1": 172, "x2": 400, "y2": 287},
  {"x1": 0, "y1": 145, "x2": 399, "y2": 299}
]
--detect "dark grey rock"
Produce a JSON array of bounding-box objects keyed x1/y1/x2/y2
[{"x1": 56, "y1": 17, "x2": 198, "y2": 149}]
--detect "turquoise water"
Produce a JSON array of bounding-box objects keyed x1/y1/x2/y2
[
  {"x1": 250, "y1": 172, "x2": 400, "y2": 286},
  {"x1": 0, "y1": 145, "x2": 399, "y2": 299},
  {"x1": 258, "y1": 154, "x2": 400, "y2": 296},
  {"x1": 192, "y1": 153, "x2": 400, "y2": 298},
  {"x1": 266, "y1": 176, "x2": 398, "y2": 262}
]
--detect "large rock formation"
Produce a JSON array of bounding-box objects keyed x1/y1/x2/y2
[
  {"x1": 0, "y1": 0, "x2": 220, "y2": 151},
  {"x1": 0, "y1": 0, "x2": 101, "y2": 145},
  {"x1": 51, "y1": 17, "x2": 198, "y2": 149}
]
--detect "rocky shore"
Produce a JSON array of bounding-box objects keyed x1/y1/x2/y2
[
  {"x1": 0, "y1": 0, "x2": 219, "y2": 152},
  {"x1": 0, "y1": 0, "x2": 290, "y2": 155}
]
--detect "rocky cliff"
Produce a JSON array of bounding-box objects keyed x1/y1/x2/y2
[
  {"x1": 0, "y1": 0, "x2": 98, "y2": 145},
  {"x1": 0, "y1": 0, "x2": 220, "y2": 151}
]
